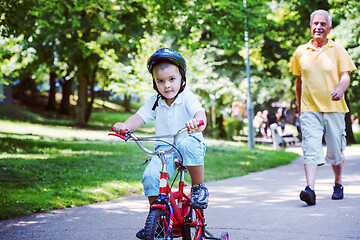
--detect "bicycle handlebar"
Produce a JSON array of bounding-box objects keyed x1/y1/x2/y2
[{"x1": 108, "y1": 120, "x2": 204, "y2": 156}]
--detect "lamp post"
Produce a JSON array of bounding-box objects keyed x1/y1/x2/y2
[{"x1": 244, "y1": 0, "x2": 255, "y2": 149}]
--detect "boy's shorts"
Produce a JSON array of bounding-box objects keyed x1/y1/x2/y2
[
  {"x1": 300, "y1": 111, "x2": 346, "y2": 166},
  {"x1": 142, "y1": 135, "x2": 206, "y2": 197}
]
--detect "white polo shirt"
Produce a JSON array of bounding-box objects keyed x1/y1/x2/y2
[{"x1": 137, "y1": 89, "x2": 204, "y2": 146}]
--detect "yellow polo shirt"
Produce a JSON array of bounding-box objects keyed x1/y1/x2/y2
[{"x1": 290, "y1": 39, "x2": 356, "y2": 113}]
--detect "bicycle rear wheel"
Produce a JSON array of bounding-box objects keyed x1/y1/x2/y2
[
  {"x1": 145, "y1": 209, "x2": 172, "y2": 240},
  {"x1": 182, "y1": 208, "x2": 204, "y2": 240}
]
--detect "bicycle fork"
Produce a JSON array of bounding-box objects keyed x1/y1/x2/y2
[
  {"x1": 150, "y1": 170, "x2": 174, "y2": 240},
  {"x1": 150, "y1": 153, "x2": 175, "y2": 240}
]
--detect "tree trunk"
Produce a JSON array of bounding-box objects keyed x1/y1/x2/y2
[
  {"x1": 215, "y1": 115, "x2": 226, "y2": 139},
  {"x1": 59, "y1": 77, "x2": 73, "y2": 115},
  {"x1": 204, "y1": 110, "x2": 213, "y2": 137},
  {"x1": 345, "y1": 112, "x2": 355, "y2": 144},
  {"x1": 46, "y1": 71, "x2": 57, "y2": 111},
  {"x1": 85, "y1": 65, "x2": 98, "y2": 123},
  {"x1": 345, "y1": 94, "x2": 355, "y2": 144},
  {"x1": 16, "y1": 74, "x2": 38, "y2": 106},
  {"x1": 123, "y1": 94, "x2": 131, "y2": 112},
  {"x1": 76, "y1": 72, "x2": 88, "y2": 127}
]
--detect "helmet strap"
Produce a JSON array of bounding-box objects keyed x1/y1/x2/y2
[{"x1": 152, "y1": 94, "x2": 162, "y2": 110}]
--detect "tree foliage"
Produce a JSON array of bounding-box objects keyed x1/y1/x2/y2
[
  {"x1": 1, "y1": 0, "x2": 359, "y2": 136},
  {"x1": 1, "y1": 0, "x2": 150, "y2": 125}
]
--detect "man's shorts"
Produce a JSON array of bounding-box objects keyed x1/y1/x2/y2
[
  {"x1": 300, "y1": 111, "x2": 346, "y2": 166},
  {"x1": 142, "y1": 135, "x2": 206, "y2": 197}
]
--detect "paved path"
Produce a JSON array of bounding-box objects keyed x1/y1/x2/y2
[{"x1": 1, "y1": 145, "x2": 360, "y2": 240}]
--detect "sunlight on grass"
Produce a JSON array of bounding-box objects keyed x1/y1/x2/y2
[
  {"x1": 0, "y1": 153, "x2": 51, "y2": 159},
  {"x1": 238, "y1": 161, "x2": 250, "y2": 166},
  {"x1": 247, "y1": 155, "x2": 258, "y2": 160},
  {"x1": 0, "y1": 119, "x2": 300, "y2": 220},
  {"x1": 0, "y1": 120, "x2": 111, "y2": 140},
  {"x1": 93, "y1": 99, "x2": 124, "y2": 111},
  {"x1": 0, "y1": 150, "x2": 114, "y2": 160},
  {"x1": 83, "y1": 181, "x2": 143, "y2": 200}
]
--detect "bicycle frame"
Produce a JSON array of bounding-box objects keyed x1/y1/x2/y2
[
  {"x1": 151, "y1": 161, "x2": 204, "y2": 239},
  {"x1": 109, "y1": 120, "x2": 228, "y2": 240}
]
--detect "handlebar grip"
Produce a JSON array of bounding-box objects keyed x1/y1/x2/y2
[
  {"x1": 108, "y1": 128, "x2": 129, "y2": 140},
  {"x1": 108, "y1": 133, "x2": 126, "y2": 140},
  {"x1": 198, "y1": 120, "x2": 204, "y2": 127}
]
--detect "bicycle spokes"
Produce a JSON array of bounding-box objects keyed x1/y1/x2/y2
[{"x1": 154, "y1": 215, "x2": 167, "y2": 238}]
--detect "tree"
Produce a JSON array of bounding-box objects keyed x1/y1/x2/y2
[
  {"x1": 331, "y1": 0, "x2": 360, "y2": 143},
  {"x1": 1, "y1": 0, "x2": 150, "y2": 126}
]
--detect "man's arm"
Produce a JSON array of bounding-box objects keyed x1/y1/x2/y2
[
  {"x1": 296, "y1": 75, "x2": 302, "y2": 115},
  {"x1": 331, "y1": 71, "x2": 351, "y2": 101}
]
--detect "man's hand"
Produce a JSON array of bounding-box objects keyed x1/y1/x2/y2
[
  {"x1": 331, "y1": 87, "x2": 345, "y2": 101},
  {"x1": 332, "y1": 71, "x2": 351, "y2": 101}
]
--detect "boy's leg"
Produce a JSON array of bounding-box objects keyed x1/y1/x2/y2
[
  {"x1": 142, "y1": 154, "x2": 162, "y2": 204},
  {"x1": 148, "y1": 196, "x2": 158, "y2": 205},
  {"x1": 142, "y1": 147, "x2": 176, "y2": 203},
  {"x1": 137, "y1": 147, "x2": 176, "y2": 239},
  {"x1": 176, "y1": 135, "x2": 208, "y2": 208},
  {"x1": 187, "y1": 165, "x2": 204, "y2": 186}
]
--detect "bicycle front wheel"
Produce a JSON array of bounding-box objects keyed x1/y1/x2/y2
[
  {"x1": 145, "y1": 209, "x2": 172, "y2": 240},
  {"x1": 182, "y1": 208, "x2": 204, "y2": 240}
]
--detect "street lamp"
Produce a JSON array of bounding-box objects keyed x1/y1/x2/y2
[{"x1": 244, "y1": 0, "x2": 255, "y2": 149}]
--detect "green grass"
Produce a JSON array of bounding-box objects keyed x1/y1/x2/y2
[
  {"x1": 0, "y1": 120, "x2": 299, "y2": 220},
  {"x1": 354, "y1": 132, "x2": 360, "y2": 144},
  {"x1": 0, "y1": 121, "x2": 146, "y2": 219},
  {"x1": 204, "y1": 140, "x2": 298, "y2": 181},
  {"x1": 0, "y1": 104, "x2": 299, "y2": 220},
  {"x1": 0, "y1": 103, "x2": 155, "y2": 132}
]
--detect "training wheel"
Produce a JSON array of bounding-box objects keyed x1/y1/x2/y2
[{"x1": 221, "y1": 232, "x2": 229, "y2": 240}]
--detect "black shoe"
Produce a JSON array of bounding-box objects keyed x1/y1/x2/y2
[
  {"x1": 136, "y1": 227, "x2": 145, "y2": 239},
  {"x1": 300, "y1": 185, "x2": 316, "y2": 205},
  {"x1": 190, "y1": 184, "x2": 209, "y2": 209},
  {"x1": 332, "y1": 183, "x2": 344, "y2": 200}
]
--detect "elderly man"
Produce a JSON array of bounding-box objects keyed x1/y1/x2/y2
[{"x1": 290, "y1": 9, "x2": 356, "y2": 205}]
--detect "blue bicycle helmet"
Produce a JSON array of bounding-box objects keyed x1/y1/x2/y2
[{"x1": 147, "y1": 48, "x2": 187, "y2": 110}]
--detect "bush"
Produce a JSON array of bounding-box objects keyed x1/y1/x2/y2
[{"x1": 224, "y1": 117, "x2": 244, "y2": 140}]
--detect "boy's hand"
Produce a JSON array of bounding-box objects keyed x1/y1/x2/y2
[
  {"x1": 112, "y1": 122, "x2": 128, "y2": 135},
  {"x1": 185, "y1": 119, "x2": 203, "y2": 134}
]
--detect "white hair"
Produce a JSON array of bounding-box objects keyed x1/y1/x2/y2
[{"x1": 310, "y1": 9, "x2": 332, "y2": 27}]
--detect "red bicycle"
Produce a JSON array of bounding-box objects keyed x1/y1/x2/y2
[{"x1": 109, "y1": 121, "x2": 229, "y2": 240}]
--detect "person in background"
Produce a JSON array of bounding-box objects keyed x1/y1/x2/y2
[
  {"x1": 279, "y1": 108, "x2": 287, "y2": 134},
  {"x1": 290, "y1": 9, "x2": 356, "y2": 205},
  {"x1": 253, "y1": 111, "x2": 263, "y2": 137},
  {"x1": 262, "y1": 110, "x2": 269, "y2": 137},
  {"x1": 267, "y1": 107, "x2": 278, "y2": 137}
]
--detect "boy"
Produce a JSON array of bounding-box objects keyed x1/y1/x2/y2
[{"x1": 112, "y1": 48, "x2": 209, "y2": 239}]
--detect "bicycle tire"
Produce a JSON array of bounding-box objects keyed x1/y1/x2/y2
[
  {"x1": 221, "y1": 232, "x2": 229, "y2": 240},
  {"x1": 145, "y1": 209, "x2": 172, "y2": 240},
  {"x1": 182, "y1": 208, "x2": 204, "y2": 240}
]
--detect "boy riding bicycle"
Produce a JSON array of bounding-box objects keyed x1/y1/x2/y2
[{"x1": 112, "y1": 48, "x2": 209, "y2": 239}]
